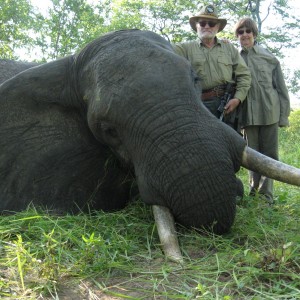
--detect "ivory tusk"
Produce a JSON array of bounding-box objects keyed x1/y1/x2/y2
[
  {"x1": 152, "y1": 205, "x2": 183, "y2": 263},
  {"x1": 242, "y1": 146, "x2": 300, "y2": 186}
]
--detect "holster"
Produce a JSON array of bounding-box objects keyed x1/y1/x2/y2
[{"x1": 223, "y1": 104, "x2": 242, "y2": 134}]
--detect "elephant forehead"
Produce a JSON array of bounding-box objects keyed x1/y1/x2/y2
[
  {"x1": 97, "y1": 51, "x2": 192, "y2": 101},
  {"x1": 80, "y1": 30, "x2": 189, "y2": 80},
  {"x1": 82, "y1": 30, "x2": 198, "y2": 122}
]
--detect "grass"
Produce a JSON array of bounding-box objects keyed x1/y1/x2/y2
[{"x1": 1, "y1": 110, "x2": 300, "y2": 299}]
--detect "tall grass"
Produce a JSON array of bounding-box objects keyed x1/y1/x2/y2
[{"x1": 0, "y1": 110, "x2": 300, "y2": 299}]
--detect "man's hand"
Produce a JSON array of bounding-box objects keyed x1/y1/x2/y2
[{"x1": 224, "y1": 98, "x2": 240, "y2": 114}]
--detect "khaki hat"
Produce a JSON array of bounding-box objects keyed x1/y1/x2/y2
[{"x1": 189, "y1": 4, "x2": 227, "y2": 33}]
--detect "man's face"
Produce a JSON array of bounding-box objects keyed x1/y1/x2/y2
[{"x1": 196, "y1": 19, "x2": 220, "y2": 39}]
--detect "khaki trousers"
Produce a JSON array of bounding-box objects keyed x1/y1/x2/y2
[{"x1": 243, "y1": 123, "x2": 279, "y2": 201}]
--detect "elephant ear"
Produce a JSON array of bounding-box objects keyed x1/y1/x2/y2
[
  {"x1": 0, "y1": 56, "x2": 83, "y2": 109},
  {"x1": 0, "y1": 56, "x2": 133, "y2": 213},
  {"x1": 0, "y1": 59, "x2": 39, "y2": 84}
]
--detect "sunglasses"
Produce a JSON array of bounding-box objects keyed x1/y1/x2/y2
[
  {"x1": 198, "y1": 21, "x2": 218, "y2": 28},
  {"x1": 237, "y1": 29, "x2": 252, "y2": 35}
]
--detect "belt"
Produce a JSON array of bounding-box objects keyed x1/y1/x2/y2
[{"x1": 202, "y1": 84, "x2": 227, "y2": 101}]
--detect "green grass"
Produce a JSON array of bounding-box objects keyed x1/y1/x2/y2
[{"x1": 1, "y1": 110, "x2": 300, "y2": 299}]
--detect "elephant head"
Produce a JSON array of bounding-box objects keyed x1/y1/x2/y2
[
  {"x1": 0, "y1": 30, "x2": 299, "y2": 262},
  {"x1": 75, "y1": 30, "x2": 247, "y2": 234}
]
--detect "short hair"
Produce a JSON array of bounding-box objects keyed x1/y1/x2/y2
[{"x1": 234, "y1": 18, "x2": 258, "y2": 38}]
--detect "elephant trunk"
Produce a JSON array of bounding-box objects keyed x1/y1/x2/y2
[
  {"x1": 241, "y1": 146, "x2": 300, "y2": 186},
  {"x1": 134, "y1": 124, "x2": 239, "y2": 234},
  {"x1": 154, "y1": 145, "x2": 300, "y2": 262}
]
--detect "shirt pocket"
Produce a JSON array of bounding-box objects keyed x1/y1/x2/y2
[
  {"x1": 217, "y1": 56, "x2": 233, "y2": 81},
  {"x1": 191, "y1": 56, "x2": 206, "y2": 80},
  {"x1": 257, "y1": 63, "x2": 273, "y2": 86}
]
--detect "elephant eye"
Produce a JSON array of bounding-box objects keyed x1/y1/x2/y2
[
  {"x1": 105, "y1": 127, "x2": 118, "y2": 138},
  {"x1": 100, "y1": 122, "x2": 129, "y2": 164},
  {"x1": 101, "y1": 122, "x2": 121, "y2": 147}
]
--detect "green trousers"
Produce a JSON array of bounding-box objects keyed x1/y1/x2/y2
[{"x1": 244, "y1": 123, "x2": 279, "y2": 202}]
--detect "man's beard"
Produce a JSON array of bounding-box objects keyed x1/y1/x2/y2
[{"x1": 197, "y1": 31, "x2": 216, "y2": 40}]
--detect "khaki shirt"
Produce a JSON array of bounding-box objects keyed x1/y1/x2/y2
[
  {"x1": 240, "y1": 44, "x2": 290, "y2": 127},
  {"x1": 172, "y1": 38, "x2": 251, "y2": 102}
]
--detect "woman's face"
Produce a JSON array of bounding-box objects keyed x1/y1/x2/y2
[{"x1": 237, "y1": 26, "x2": 255, "y2": 48}]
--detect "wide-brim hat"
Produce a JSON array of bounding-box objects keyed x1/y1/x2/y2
[{"x1": 189, "y1": 4, "x2": 227, "y2": 33}]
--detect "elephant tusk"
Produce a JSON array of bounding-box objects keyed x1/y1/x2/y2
[
  {"x1": 152, "y1": 147, "x2": 300, "y2": 263},
  {"x1": 241, "y1": 146, "x2": 300, "y2": 186},
  {"x1": 152, "y1": 205, "x2": 183, "y2": 263}
]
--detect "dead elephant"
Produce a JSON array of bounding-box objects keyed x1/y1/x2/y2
[{"x1": 0, "y1": 30, "x2": 299, "y2": 262}]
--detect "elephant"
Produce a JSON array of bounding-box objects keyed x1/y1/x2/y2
[
  {"x1": 0, "y1": 30, "x2": 299, "y2": 262},
  {"x1": 0, "y1": 59, "x2": 39, "y2": 83}
]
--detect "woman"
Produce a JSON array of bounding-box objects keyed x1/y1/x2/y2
[{"x1": 234, "y1": 17, "x2": 290, "y2": 203}]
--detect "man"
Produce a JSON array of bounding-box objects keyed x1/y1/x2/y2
[
  {"x1": 173, "y1": 4, "x2": 251, "y2": 129},
  {"x1": 234, "y1": 17, "x2": 290, "y2": 203}
]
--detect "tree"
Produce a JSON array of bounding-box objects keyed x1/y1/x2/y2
[
  {"x1": 36, "y1": 0, "x2": 109, "y2": 60},
  {"x1": 0, "y1": 0, "x2": 35, "y2": 59},
  {"x1": 106, "y1": 0, "x2": 146, "y2": 31},
  {"x1": 145, "y1": 0, "x2": 196, "y2": 42}
]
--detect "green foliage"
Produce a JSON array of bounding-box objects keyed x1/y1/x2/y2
[
  {"x1": 108, "y1": 0, "x2": 146, "y2": 31},
  {"x1": 145, "y1": 0, "x2": 197, "y2": 42},
  {"x1": 37, "y1": 0, "x2": 108, "y2": 59},
  {"x1": 287, "y1": 70, "x2": 300, "y2": 94},
  {"x1": 279, "y1": 109, "x2": 300, "y2": 167},
  {"x1": 0, "y1": 204, "x2": 154, "y2": 297},
  {"x1": 0, "y1": 0, "x2": 35, "y2": 59}
]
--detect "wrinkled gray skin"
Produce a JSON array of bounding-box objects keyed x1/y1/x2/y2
[
  {"x1": 0, "y1": 59, "x2": 39, "y2": 83},
  {"x1": 0, "y1": 30, "x2": 246, "y2": 234}
]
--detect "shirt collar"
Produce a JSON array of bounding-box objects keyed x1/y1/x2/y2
[
  {"x1": 240, "y1": 41, "x2": 258, "y2": 53},
  {"x1": 199, "y1": 37, "x2": 221, "y2": 46}
]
